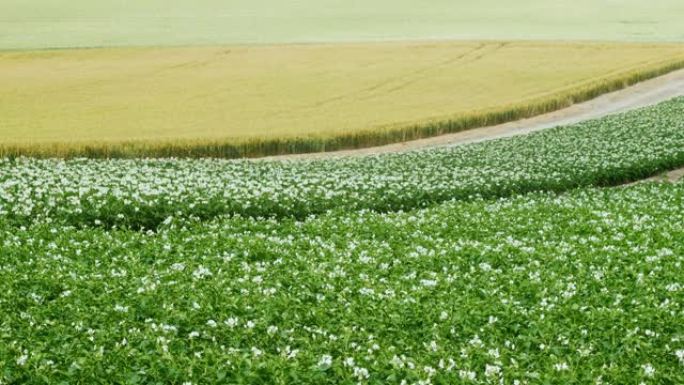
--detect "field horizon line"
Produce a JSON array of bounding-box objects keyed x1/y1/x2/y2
[{"x1": 2, "y1": 38, "x2": 683, "y2": 53}]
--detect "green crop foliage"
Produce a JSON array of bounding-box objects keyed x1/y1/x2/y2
[
  {"x1": 1, "y1": 182, "x2": 683, "y2": 384},
  {"x1": 1, "y1": 81, "x2": 683, "y2": 384}
]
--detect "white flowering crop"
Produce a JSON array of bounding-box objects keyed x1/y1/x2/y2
[
  {"x1": 0, "y1": 182, "x2": 682, "y2": 383},
  {"x1": 0, "y1": 97, "x2": 683, "y2": 230},
  {"x1": 1, "y1": 95, "x2": 683, "y2": 384}
]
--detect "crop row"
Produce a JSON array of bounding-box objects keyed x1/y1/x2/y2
[
  {"x1": 1, "y1": 182, "x2": 683, "y2": 384},
  {"x1": 2, "y1": 97, "x2": 683, "y2": 229}
]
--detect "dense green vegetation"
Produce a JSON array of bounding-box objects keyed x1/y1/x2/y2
[
  {"x1": 1, "y1": 95, "x2": 683, "y2": 384},
  {"x1": 1, "y1": 97, "x2": 683, "y2": 229},
  {"x1": 1, "y1": 182, "x2": 683, "y2": 384}
]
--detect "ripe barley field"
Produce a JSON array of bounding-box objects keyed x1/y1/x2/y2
[{"x1": 2, "y1": 41, "x2": 684, "y2": 158}]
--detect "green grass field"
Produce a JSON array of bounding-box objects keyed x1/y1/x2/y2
[
  {"x1": 2, "y1": 41, "x2": 684, "y2": 158},
  {"x1": 1, "y1": 0, "x2": 684, "y2": 49}
]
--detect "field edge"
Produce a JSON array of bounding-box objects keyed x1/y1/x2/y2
[{"x1": 2, "y1": 57, "x2": 684, "y2": 159}]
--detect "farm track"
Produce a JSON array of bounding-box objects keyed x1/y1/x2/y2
[
  {"x1": 266, "y1": 68, "x2": 684, "y2": 160},
  {"x1": 625, "y1": 166, "x2": 684, "y2": 185}
]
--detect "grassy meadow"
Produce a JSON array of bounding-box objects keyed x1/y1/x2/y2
[
  {"x1": 2, "y1": 41, "x2": 684, "y2": 158},
  {"x1": 1, "y1": 0, "x2": 684, "y2": 49}
]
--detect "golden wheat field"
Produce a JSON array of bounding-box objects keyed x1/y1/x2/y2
[{"x1": 2, "y1": 41, "x2": 684, "y2": 157}]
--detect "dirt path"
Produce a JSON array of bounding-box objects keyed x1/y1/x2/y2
[
  {"x1": 626, "y1": 167, "x2": 684, "y2": 185},
  {"x1": 265, "y1": 68, "x2": 684, "y2": 161}
]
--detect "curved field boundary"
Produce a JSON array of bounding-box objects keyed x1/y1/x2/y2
[
  {"x1": 270, "y1": 67, "x2": 684, "y2": 160},
  {"x1": 1, "y1": 96, "x2": 683, "y2": 230},
  {"x1": 1, "y1": 55, "x2": 684, "y2": 159},
  {"x1": 625, "y1": 166, "x2": 684, "y2": 185}
]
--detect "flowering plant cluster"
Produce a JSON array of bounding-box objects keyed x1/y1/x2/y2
[{"x1": 1, "y1": 182, "x2": 683, "y2": 384}]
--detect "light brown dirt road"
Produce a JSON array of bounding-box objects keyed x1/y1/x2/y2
[
  {"x1": 627, "y1": 167, "x2": 684, "y2": 185},
  {"x1": 265, "y1": 68, "x2": 684, "y2": 161}
]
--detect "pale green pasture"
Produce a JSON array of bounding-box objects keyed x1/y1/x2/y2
[{"x1": 1, "y1": 0, "x2": 683, "y2": 49}]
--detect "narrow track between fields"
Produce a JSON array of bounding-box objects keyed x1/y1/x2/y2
[
  {"x1": 624, "y1": 167, "x2": 684, "y2": 186},
  {"x1": 266, "y1": 68, "x2": 684, "y2": 161}
]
